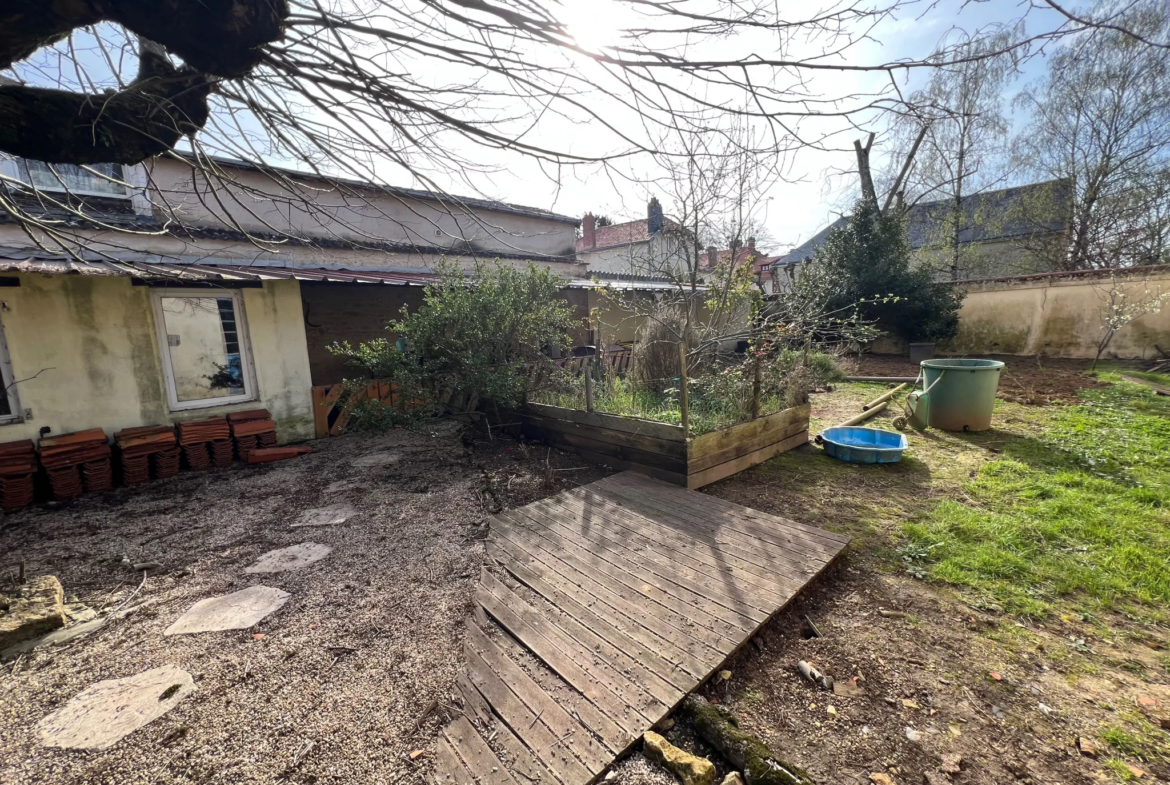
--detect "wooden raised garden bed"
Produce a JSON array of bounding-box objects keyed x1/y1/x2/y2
[{"x1": 521, "y1": 401, "x2": 811, "y2": 489}]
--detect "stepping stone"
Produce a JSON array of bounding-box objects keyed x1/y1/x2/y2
[
  {"x1": 323, "y1": 479, "x2": 360, "y2": 494},
  {"x1": 293, "y1": 503, "x2": 355, "y2": 528},
  {"x1": 352, "y1": 452, "x2": 401, "y2": 468},
  {"x1": 244, "y1": 543, "x2": 332, "y2": 574},
  {"x1": 164, "y1": 586, "x2": 290, "y2": 636},
  {"x1": 39, "y1": 664, "x2": 195, "y2": 750}
]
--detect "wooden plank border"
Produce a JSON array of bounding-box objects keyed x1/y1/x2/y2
[{"x1": 521, "y1": 402, "x2": 810, "y2": 488}]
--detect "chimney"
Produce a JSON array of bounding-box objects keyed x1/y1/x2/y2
[
  {"x1": 705, "y1": 245, "x2": 718, "y2": 269},
  {"x1": 747, "y1": 236, "x2": 756, "y2": 254},
  {"x1": 647, "y1": 197, "x2": 664, "y2": 236},
  {"x1": 582, "y1": 214, "x2": 596, "y2": 249}
]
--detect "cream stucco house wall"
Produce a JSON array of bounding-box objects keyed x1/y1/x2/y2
[{"x1": 0, "y1": 154, "x2": 582, "y2": 442}]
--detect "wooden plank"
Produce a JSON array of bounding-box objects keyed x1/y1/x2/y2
[
  {"x1": 688, "y1": 404, "x2": 810, "y2": 461},
  {"x1": 553, "y1": 487, "x2": 823, "y2": 600},
  {"x1": 484, "y1": 701, "x2": 563, "y2": 785},
  {"x1": 530, "y1": 437, "x2": 687, "y2": 486},
  {"x1": 443, "y1": 716, "x2": 522, "y2": 785},
  {"x1": 522, "y1": 419, "x2": 687, "y2": 474},
  {"x1": 687, "y1": 430, "x2": 810, "y2": 489},
  {"x1": 493, "y1": 517, "x2": 721, "y2": 676},
  {"x1": 484, "y1": 542, "x2": 685, "y2": 706},
  {"x1": 524, "y1": 402, "x2": 685, "y2": 442},
  {"x1": 570, "y1": 481, "x2": 836, "y2": 580},
  {"x1": 603, "y1": 471, "x2": 851, "y2": 549},
  {"x1": 480, "y1": 570, "x2": 666, "y2": 721},
  {"x1": 487, "y1": 536, "x2": 703, "y2": 686},
  {"x1": 529, "y1": 491, "x2": 777, "y2": 622},
  {"x1": 434, "y1": 736, "x2": 478, "y2": 785},
  {"x1": 522, "y1": 413, "x2": 687, "y2": 460},
  {"x1": 465, "y1": 622, "x2": 611, "y2": 776},
  {"x1": 686, "y1": 418, "x2": 808, "y2": 474},
  {"x1": 477, "y1": 571, "x2": 647, "y2": 740},
  {"x1": 505, "y1": 502, "x2": 759, "y2": 641},
  {"x1": 457, "y1": 672, "x2": 493, "y2": 727}
]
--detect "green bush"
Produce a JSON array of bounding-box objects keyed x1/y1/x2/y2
[{"x1": 330, "y1": 259, "x2": 578, "y2": 413}]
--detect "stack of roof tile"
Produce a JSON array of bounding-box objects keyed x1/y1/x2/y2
[
  {"x1": 228, "y1": 409, "x2": 278, "y2": 462},
  {"x1": 176, "y1": 417, "x2": 230, "y2": 471},
  {"x1": 153, "y1": 446, "x2": 181, "y2": 479},
  {"x1": 0, "y1": 439, "x2": 37, "y2": 509},
  {"x1": 114, "y1": 425, "x2": 178, "y2": 485},
  {"x1": 39, "y1": 429, "x2": 112, "y2": 499}
]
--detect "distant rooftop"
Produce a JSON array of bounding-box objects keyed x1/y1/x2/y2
[{"x1": 775, "y1": 179, "x2": 1072, "y2": 267}]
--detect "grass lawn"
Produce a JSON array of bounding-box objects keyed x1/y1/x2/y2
[
  {"x1": 903, "y1": 376, "x2": 1170, "y2": 620},
  {"x1": 716, "y1": 374, "x2": 1170, "y2": 623}
]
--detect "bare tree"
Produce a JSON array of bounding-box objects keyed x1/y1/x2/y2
[
  {"x1": 1015, "y1": 0, "x2": 1170, "y2": 270},
  {"x1": 1, "y1": 0, "x2": 1167, "y2": 263}
]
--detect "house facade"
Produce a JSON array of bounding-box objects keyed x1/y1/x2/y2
[
  {"x1": 0, "y1": 155, "x2": 583, "y2": 442},
  {"x1": 772, "y1": 180, "x2": 1072, "y2": 290}
]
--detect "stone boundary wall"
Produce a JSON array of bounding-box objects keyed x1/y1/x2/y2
[{"x1": 944, "y1": 266, "x2": 1170, "y2": 360}]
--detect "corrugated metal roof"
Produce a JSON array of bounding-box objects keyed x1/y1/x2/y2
[{"x1": 0, "y1": 247, "x2": 680, "y2": 291}]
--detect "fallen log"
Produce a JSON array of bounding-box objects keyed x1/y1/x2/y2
[{"x1": 680, "y1": 694, "x2": 816, "y2": 785}]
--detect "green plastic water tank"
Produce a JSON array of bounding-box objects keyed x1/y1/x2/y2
[{"x1": 920, "y1": 359, "x2": 1004, "y2": 432}]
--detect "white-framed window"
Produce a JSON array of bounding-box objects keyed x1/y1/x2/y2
[
  {"x1": 0, "y1": 311, "x2": 22, "y2": 425},
  {"x1": 16, "y1": 160, "x2": 128, "y2": 198},
  {"x1": 150, "y1": 288, "x2": 258, "y2": 411}
]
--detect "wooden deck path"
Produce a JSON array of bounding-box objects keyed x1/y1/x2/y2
[{"x1": 434, "y1": 471, "x2": 849, "y2": 784}]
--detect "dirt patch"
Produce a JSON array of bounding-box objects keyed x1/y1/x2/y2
[
  {"x1": 842, "y1": 353, "x2": 1111, "y2": 405},
  {"x1": 664, "y1": 565, "x2": 1170, "y2": 784},
  {"x1": 0, "y1": 424, "x2": 607, "y2": 785}
]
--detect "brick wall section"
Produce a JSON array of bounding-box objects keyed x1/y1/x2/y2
[{"x1": 301, "y1": 282, "x2": 425, "y2": 385}]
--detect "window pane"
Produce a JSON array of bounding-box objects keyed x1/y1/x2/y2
[
  {"x1": 160, "y1": 296, "x2": 246, "y2": 402},
  {"x1": 24, "y1": 161, "x2": 127, "y2": 196}
]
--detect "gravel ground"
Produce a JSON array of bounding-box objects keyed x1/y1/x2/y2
[{"x1": 0, "y1": 424, "x2": 607, "y2": 785}]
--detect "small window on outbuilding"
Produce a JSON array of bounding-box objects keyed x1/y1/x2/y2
[
  {"x1": 17, "y1": 161, "x2": 128, "y2": 198},
  {"x1": 0, "y1": 311, "x2": 21, "y2": 424},
  {"x1": 151, "y1": 289, "x2": 257, "y2": 411}
]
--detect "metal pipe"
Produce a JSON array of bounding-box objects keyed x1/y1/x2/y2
[
  {"x1": 836, "y1": 401, "x2": 888, "y2": 427},
  {"x1": 862, "y1": 383, "x2": 907, "y2": 410}
]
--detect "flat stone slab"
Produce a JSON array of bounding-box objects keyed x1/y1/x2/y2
[
  {"x1": 39, "y1": 664, "x2": 196, "y2": 750},
  {"x1": 164, "y1": 586, "x2": 290, "y2": 636},
  {"x1": 323, "y1": 479, "x2": 361, "y2": 494},
  {"x1": 244, "y1": 543, "x2": 332, "y2": 574},
  {"x1": 352, "y1": 452, "x2": 401, "y2": 468},
  {"x1": 293, "y1": 503, "x2": 355, "y2": 528}
]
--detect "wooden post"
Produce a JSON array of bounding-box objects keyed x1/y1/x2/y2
[
  {"x1": 751, "y1": 354, "x2": 762, "y2": 420},
  {"x1": 678, "y1": 343, "x2": 690, "y2": 436},
  {"x1": 584, "y1": 358, "x2": 594, "y2": 412}
]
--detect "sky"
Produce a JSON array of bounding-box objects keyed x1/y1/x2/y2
[
  {"x1": 437, "y1": 0, "x2": 1077, "y2": 253},
  {"x1": 5, "y1": 0, "x2": 1084, "y2": 255}
]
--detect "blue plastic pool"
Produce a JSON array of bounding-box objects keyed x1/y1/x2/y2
[{"x1": 820, "y1": 426, "x2": 908, "y2": 464}]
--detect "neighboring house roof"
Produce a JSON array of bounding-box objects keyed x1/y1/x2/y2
[
  {"x1": 575, "y1": 218, "x2": 684, "y2": 253},
  {"x1": 774, "y1": 179, "x2": 1072, "y2": 267},
  {"x1": 176, "y1": 152, "x2": 581, "y2": 225},
  {"x1": 0, "y1": 247, "x2": 677, "y2": 291}
]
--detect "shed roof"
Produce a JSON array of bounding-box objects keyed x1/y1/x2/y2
[{"x1": 0, "y1": 247, "x2": 677, "y2": 292}]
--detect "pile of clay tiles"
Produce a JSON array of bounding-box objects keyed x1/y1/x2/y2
[
  {"x1": 39, "y1": 429, "x2": 113, "y2": 500},
  {"x1": 227, "y1": 409, "x2": 278, "y2": 462},
  {"x1": 114, "y1": 425, "x2": 180, "y2": 485},
  {"x1": 177, "y1": 417, "x2": 232, "y2": 471},
  {"x1": 0, "y1": 440, "x2": 36, "y2": 509}
]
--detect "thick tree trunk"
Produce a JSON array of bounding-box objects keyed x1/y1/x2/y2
[
  {"x1": 680, "y1": 695, "x2": 816, "y2": 785},
  {"x1": 0, "y1": 0, "x2": 288, "y2": 165}
]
